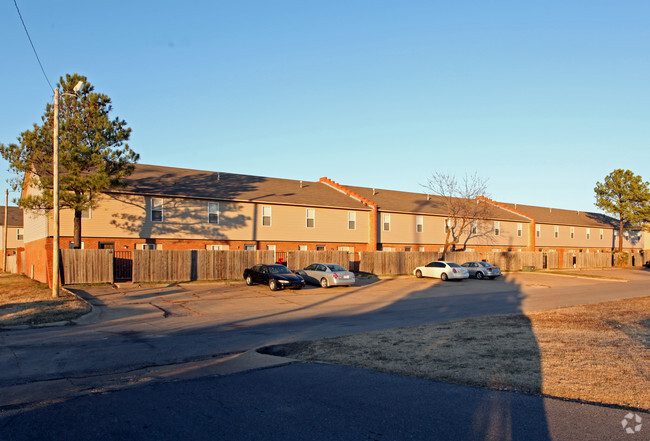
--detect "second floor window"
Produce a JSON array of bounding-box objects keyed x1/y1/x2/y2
[
  {"x1": 517, "y1": 223, "x2": 523, "y2": 237},
  {"x1": 306, "y1": 208, "x2": 316, "y2": 228},
  {"x1": 554, "y1": 226, "x2": 559, "y2": 238},
  {"x1": 348, "y1": 211, "x2": 356, "y2": 230},
  {"x1": 208, "y1": 202, "x2": 219, "y2": 224},
  {"x1": 383, "y1": 213, "x2": 391, "y2": 231},
  {"x1": 536, "y1": 225, "x2": 541, "y2": 238},
  {"x1": 16, "y1": 229, "x2": 23, "y2": 241},
  {"x1": 570, "y1": 227, "x2": 575, "y2": 239},
  {"x1": 152, "y1": 198, "x2": 164, "y2": 222},
  {"x1": 586, "y1": 228, "x2": 591, "y2": 240},
  {"x1": 416, "y1": 216, "x2": 424, "y2": 233},
  {"x1": 262, "y1": 206, "x2": 272, "y2": 226},
  {"x1": 494, "y1": 221, "x2": 501, "y2": 236}
]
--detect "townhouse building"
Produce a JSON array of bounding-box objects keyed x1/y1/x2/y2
[
  {"x1": 20, "y1": 163, "x2": 639, "y2": 283},
  {"x1": 0, "y1": 206, "x2": 24, "y2": 257}
]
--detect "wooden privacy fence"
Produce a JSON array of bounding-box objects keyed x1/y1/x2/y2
[
  {"x1": 285, "y1": 251, "x2": 350, "y2": 271},
  {"x1": 132, "y1": 250, "x2": 275, "y2": 283},
  {"x1": 61, "y1": 249, "x2": 114, "y2": 284}
]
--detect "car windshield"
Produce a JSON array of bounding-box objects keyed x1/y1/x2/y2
[
  {"x1": 326, "y1": 264, "x2": 347, "y2": 272},
  {"x1": 448, "y1": 262, "x2": 461, "y2": 268},
  {"x1": 269, "y1": 265, "x2": 292, "y2": 274}
]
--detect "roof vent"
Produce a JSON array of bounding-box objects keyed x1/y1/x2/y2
[
  {"x1": 300, "y1": 180, "x2": 303, "y2": 188},
  {"x1": 427, "y1": 194, "x2": 430, "y2": 201},
  {"x1": 217, "y1": 172, "x2": 220, "y2": 182},
  {"x1": 373, "y1": 188, "x2": 377, "y2": 195}
]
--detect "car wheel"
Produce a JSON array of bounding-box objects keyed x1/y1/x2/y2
[
  {"x1": 245, "y1": 275, "x2": 254, "y2": 286},
  {"x1": 320, "y1": 278, "x2": 329, "y2": 288},
  {"x1": 269, "y1": 279, "x2": 278, "y2": 291},
  {"x1": 415, "y1": 270, "x2": 423, "y2": 278},
  {"x1": 441, "y1": 273, "x2": 448, "y2": 281},
  {"x1": 476, "y1": 272, "x2": 484, "y2": 280}
]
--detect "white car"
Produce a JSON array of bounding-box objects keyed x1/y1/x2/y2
[
  {"x1": 296, "y1": 263, "x2": 355, "y2": 288},
  {"x1": 413, "y1": 261, "x2": 469, "y2": 281}
]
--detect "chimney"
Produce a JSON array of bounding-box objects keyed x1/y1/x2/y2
[
  {"x1": 427, "y1": 194, "x2": 430, "y2": 201},
  {"x1": 217, "y1": 172, "x2": 220, "y2": 182},
  {"x1": 373, "y1": 188, "x2": 377, "y2": 195},
  {"x1": 300, "y1": 180, "x2": 303, "y2": 188}
]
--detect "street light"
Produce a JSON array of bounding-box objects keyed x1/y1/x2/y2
[{"x1": 52, "y1": 81, "x2": 83, "y2": 298}]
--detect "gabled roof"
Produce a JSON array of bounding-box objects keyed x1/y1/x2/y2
[
  {"x1": 109, "y1": 164, "x2": 370, "y2": 210},
  {"x1": 500, "y1": 203, "x2": 617, "y2": 228},
  {"x1": 341, "y1": 185, "x2": 531, "y2": 222},
  {"x1": 0, "y1": 207, "x2": 23, "y2": 227}
]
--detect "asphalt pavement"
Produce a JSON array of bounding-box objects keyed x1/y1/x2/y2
[{"x1": 1, "y1": 269, "x2": 648, "y2": 440}]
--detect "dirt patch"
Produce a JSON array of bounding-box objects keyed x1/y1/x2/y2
[
  {"x1": 0, "y1": 273, "x2": 91, "y2": 328},
  {"x1": 270, "y1": 296, "x2": 649, "y2": 410}
]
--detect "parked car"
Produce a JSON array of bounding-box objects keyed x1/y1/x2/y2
[
  {"x1": 413, "y1": 261, "x2": 469, "y2": 281},
  {"x1": 244, "y1": 264, "x2": 305, "y2": 291},
  {"x1": 296, "y1": 263, "x2": 355, "y2": 288},
  {"x1": 461, "y1": 261, "x2": 502, "y2": 280}
]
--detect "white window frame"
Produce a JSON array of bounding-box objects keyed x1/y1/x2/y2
[
  {"x1": 470, "y1": 220, "x2": 477, "y2": 235},
  {"x1": 383, "y1": 213, "x2": 391, "y2": 232},
  {"x1": 517, "y1": 223, "x2": 523, "y2": 237},
  {"x1": 208, "y1": 202, "x2": 220, "y2": 224},
  {"x1": 554, "y1": 226, "x2": 559, "y2": 239},
  {"x1": 68, "y1": 241, "x2": 85, "y2": 249},
  {"x1": 262, "y1": 206, "x2": 272, "y2": 227},
  {"x1": 151, "y1": 198, "x2": 164, "y2": 222},
  {"x1": 139, "y1": 243, "x2": 158, "y2": 250},
  {"x1": 16, "y1": 228, "x2": 23, "y2": 241},
  {"x1": 306, "y1": 208, "x2": 316, "y2": 228},
  {"x1": 536, "y1": 224, "x2": 541, "y2": 238},
  {"x1": 570, "y1": 227, "x2": 575, "y2": 239},
  {"x1": 244, "y1": 244, "x2": 256, "y2": 251},
  {"x1": 418, "y1": 246, "x2": 425, "y2": 252},
  {"x1": 600, "y1": 229, "x2": 604, "y2": 240},
  {"x1": 416, "y1": 216, "x2": 424, "y2": 233},
  {"x1": 298, "y1": 245, "x2": 308, "y2": 251},
  {"x1": 81, "y1": 207, "x2": 91, "y2": 219},
  {"x1": 586, "y1": 228, "x2": 591, "y2": 240},
  {"x1": 494, "y1": 221, "x2": 501, "y2": 236},
  {"x1": 206, "y1": 244, "x2": 224, "y2": 250},
  {"x1": 348, "y1": 211, "x2": 356, "y2": 230}
]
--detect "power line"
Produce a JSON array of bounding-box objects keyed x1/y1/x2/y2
[{"x1": 12, "y1": 0, "x2": 54, "y2": 93}]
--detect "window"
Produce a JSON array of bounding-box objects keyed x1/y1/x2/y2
[
  {"x1": 348, "y1": 212, "x2": 356, "y2": 230},
  {"x1": 494, "y1": 221, "x2": 501, "y2": 236},
  {"x1": 244, "y1": 244, "x2": 256, "y2": 251},
  {"x1": 266, "y1": 245, "x2": 276, "y2": 251},
  {"x1": 554, "y1": 226, "x2": 559, "y2": 238},
  {"x1": 600, "y1": 229, "x2": 604, "y2": 240},
  {"x1": 471, "y1": 221, "x2": 477, "y2": 235},
  {"x1": 570, "y1": 227, "x2": 575, "y2": 239},
  {"x1": 418, "y1": 246, "x2": 425, "y2": 252},
  {"x1": 81, "y1": 207, "x2": 91, "y2": 219},
  {"x1": 444, "y1": 219, "x2": 451, "y2": 233},
  {"x1": 416, "y1": 216, "x2": 424, "y2": 233},
  {"x1": 316, "y1": 245, "x2": 326, "y2": 251},
  {"x1": 206, "y1": 244, "x2": 224, "y2": 250},
  {"x1": 586, "y1": 228, "x2": 591, "y2": 240},
  {"x1": 517, "y1": 223, "x2": 523, "y2": 237},
  {"x1": 262, "y1": 206, "x2": 272, "y2": 227},
  {"x1": 383, "y1": 213, "x2": 391, "y2": 231},
  {"x1": 68, "y1": 242, "x2": 85, "y2": 249},
  {"x1": 208, "y1": 202, "x2": 219, "y2": 224},
  {"x1": 306, "y1": 208, "x2": 316, "y2": 228},
  {"x1": 383, "y1": 247, "x2": 395, "y2": 252},
  {"x1": 298, "y1": 245, "x2": 308, "y2": 251},
  {"x1": 536, "y1": 225, "x2": 541, "y2": 238},
  {"x1": 16, "y1": 229, "x2": 23, "y2": 241},
  {"x1": 404, "y1": 247, "x2": 412, "y2": 252},
  {"x1": 151, "y1": 198, "x2": 164, "y2": 222},
  {"x1": 139, "y1": 243, "x2": 156, "y2": 250}
]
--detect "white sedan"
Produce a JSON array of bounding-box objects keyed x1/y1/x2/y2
[{"x1": 413, "y1": 261, "x2": 469, "y2": 281}]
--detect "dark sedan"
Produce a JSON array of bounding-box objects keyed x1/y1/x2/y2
[{"x1": 244, "y1": 264, "x2": 305, "y2": 291}]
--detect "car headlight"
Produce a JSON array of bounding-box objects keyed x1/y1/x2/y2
[{"x1": 278, "y1": 279, "x2": 290, "y2": 284}]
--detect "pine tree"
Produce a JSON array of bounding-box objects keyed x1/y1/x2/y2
[
  {"x1": 594, "y1": 169, "x2": 650, "y2": 252},
  {"x1": 1, "y1": 73, "x2": 139, "y2": 248}
]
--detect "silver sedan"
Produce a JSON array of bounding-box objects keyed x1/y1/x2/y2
[
  {"x1": 461, "y1": 261, "x2": 502, "y2": 279},
  {"x1": 296, "y1": 263, "x2": 356, "y2": 288}
]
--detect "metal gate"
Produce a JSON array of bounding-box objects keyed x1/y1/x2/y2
[{"x1": 114, "y1": 250, "x2": 133, "y2": 282}]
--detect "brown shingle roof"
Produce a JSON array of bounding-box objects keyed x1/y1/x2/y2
[
  {"x1": 0, "y1": 207, "x2": 23, "y2": 227},
  {"x1": 111, "y1": 164, "x2": 370, "y2": 210},
  {"x1": 500, "y1": 203, "x2": 617, "y2": 228},
  {"x1": 343, "y1": 186, "x2": 531, "y2": 222}
]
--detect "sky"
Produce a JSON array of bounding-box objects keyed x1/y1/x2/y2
[{"x1": 1, "y1": 1, "x2": 649, "y2": 213}]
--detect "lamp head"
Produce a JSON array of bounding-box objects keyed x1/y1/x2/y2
[{"x1": 73, "y1": 81, "x2": 84, "y2": 94}]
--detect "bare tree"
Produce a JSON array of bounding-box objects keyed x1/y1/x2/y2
[{"x1": 422, "y1": 172, "x2": 494, "y2": 258}]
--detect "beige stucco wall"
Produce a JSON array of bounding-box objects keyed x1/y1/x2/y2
[
  {"x1": 58, "y1": 194, "x2": 369, "y2": 243},
  {"x1": 535, "y1": 224, "x2": 614, "y2": 249},
  {"x1": 377, "y1": 212, "x2": 529, "y2": 248}
]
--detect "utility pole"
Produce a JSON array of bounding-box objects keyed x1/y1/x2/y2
[
  {"x1": 52, "y1": 88, "x2": 60, "y2": 298},
  {"x1": 2, "y1": 190, "x2": 7, "y2": 272}
]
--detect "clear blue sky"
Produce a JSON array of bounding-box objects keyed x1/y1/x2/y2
[{"x1": 2, "y1": 1, "x2": 649, "y2": 213}]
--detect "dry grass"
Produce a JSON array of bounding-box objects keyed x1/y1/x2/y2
[
  {"x1": 0, "y1": 273, "x2": 90, "y2": 328},
  {"x1": 275, "y1": 297, "x2": 650, "y2": 410}
]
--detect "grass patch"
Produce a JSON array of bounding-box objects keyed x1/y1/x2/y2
[
  {"x1": 0, "y1": 273, "x2": 90, "y2": 328},
  {"x1": 271, "y1": 297, "x2": 649, "y2": 410}
]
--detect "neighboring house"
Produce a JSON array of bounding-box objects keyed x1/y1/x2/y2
[
  {"x1": 0, "y1": 206, "x2": 24, "y2": 256},
  {"x1": 20, "y1": 163, "x2": 637, "y2": 283}
]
